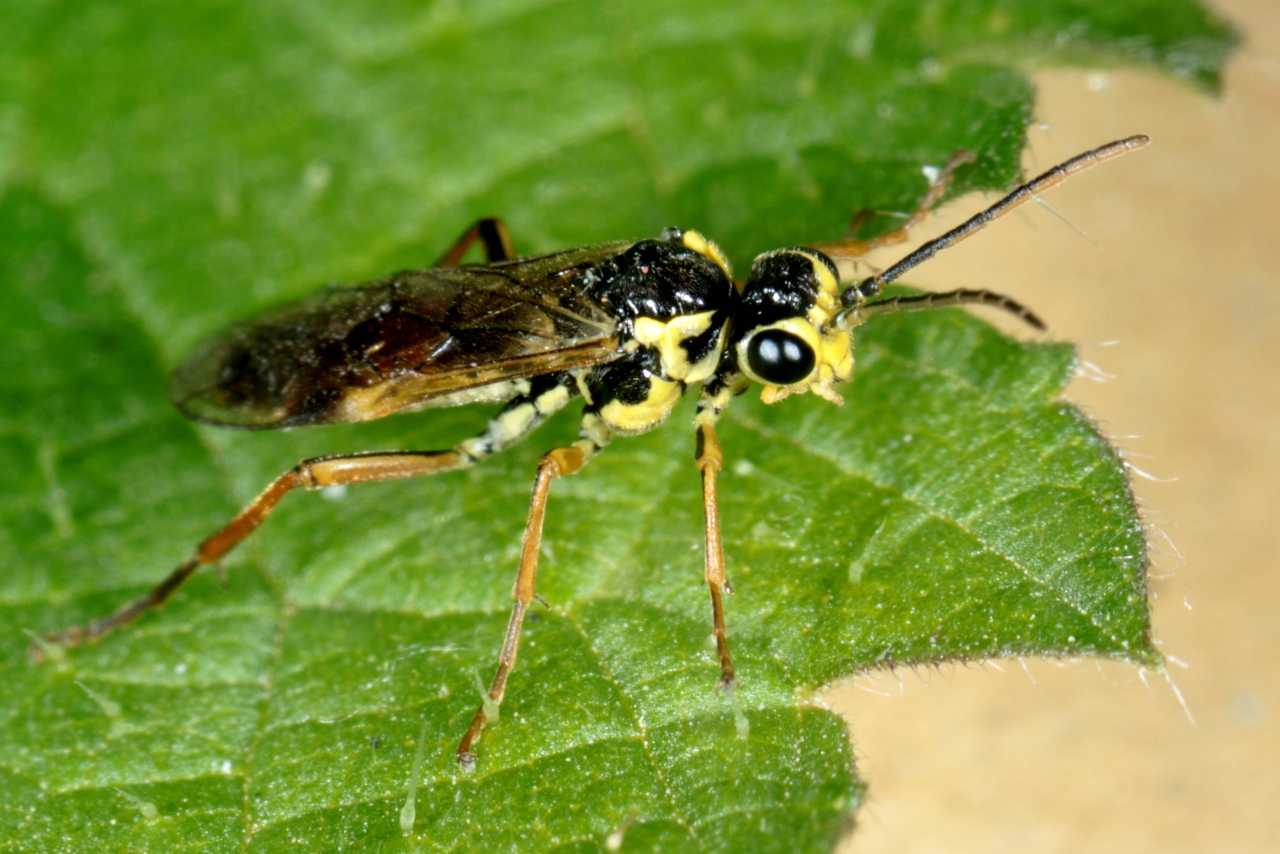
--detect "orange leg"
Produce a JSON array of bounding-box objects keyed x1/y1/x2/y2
[
  {"x1": 33, "y1": 449, "x2": 472, "y2": 656},
  {"x1": 696, "y1": 420, "x2": 736, "y2": 692},
  {"x1": 808, "y1": 149, "x2": 976, "y2": 263},
  {"x1": 455, "y1": 444, "x2": 590, "y2": 770},
  {"x1": 434, "y1": 217, "x2": 516, "y2": 267},
  {"x1": 35, "y1": 384, "x2": 573, "y2": 659}
]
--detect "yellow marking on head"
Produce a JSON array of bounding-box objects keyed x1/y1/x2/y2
[
  {"x1": 756, "y1": 248, "x2": 850, "y2": 405},
  {"x1": 633, "y1": 310, "x2": 724, "y2": 383},
  {"x1": 599, "y1": 376, "x2": 683, "y2": 435},
  {"x1": 680, "y1": 230, "x2": 734, "y2": 282},
  {"x1": 753, "y1": 247, "x2": 842, "y2": 330},
  {"x1": 738, "y1": 314, "x2": 853, "y2": 407},
  {"x1": 808, "y1": 251, "x2": 840, "y2": 300},
  {"x1": 787, "y1": 248, "x2": 841, "y2": 330},
  {"x1": 736, "y1": 317, "x2": 821, "y2": 385}
]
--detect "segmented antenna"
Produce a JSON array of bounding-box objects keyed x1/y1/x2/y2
[
  {"x1": 853, "y1": 288, "x2": 1046, "y2": 330},
  {"x1": 841, "y1": 135, "x2": 1150, "y2": 308}
]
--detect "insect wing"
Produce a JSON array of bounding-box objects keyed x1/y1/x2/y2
[{"x1": 170, "y1": 243, "x2": 629, "y2": 428}]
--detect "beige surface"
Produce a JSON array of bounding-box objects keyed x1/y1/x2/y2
[{"x1": 830, "y1": 1, "x2": 1280, "y2": 851}]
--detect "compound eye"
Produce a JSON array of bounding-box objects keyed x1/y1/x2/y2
[{"x1": 747, "y1": 329, "x2": 816, "y2": 385}]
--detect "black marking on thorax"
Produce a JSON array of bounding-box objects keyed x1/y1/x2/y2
[
  {"x1": 585, "y1": 352, "x2": 659, "y2": 408},
  {"x1": 588, "y1": 240, "x2": 737, "y2": 335}
]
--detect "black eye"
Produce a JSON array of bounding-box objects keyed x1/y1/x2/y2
[{"x1": 747, "y1": 329, "x2": 815, "y2": 385}]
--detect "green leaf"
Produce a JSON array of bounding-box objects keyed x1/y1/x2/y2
[{"x1": 0, "y1": 1, "x2": 1231, "y2": 851}]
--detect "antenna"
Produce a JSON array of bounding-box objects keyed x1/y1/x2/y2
[
  {"x1": 841, "y1": 135, "x2": 1150, "y2": 308},
  {"x1": 851, "y1": 288, "x2": 1046, "y2": 330}
]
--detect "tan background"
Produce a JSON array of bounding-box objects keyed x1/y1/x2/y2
[{"x1": 830, "y1": 0, "x2": 1279, "y2": 851}]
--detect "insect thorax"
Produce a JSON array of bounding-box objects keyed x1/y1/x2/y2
[{"x1": 581, "y1": 229, "x2": 737, "y2": 434}]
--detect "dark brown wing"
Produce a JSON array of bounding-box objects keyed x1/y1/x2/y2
[{"x1": 170, "y1": 243, "x2": 630, "y2": 428}]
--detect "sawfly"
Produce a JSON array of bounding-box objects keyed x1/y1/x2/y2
[{"x1": 37, "y1": 136, "x2": 1149, "y2": 769}]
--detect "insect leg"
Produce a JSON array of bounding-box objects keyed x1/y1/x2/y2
[
  {"x1": 807, "y1": 149, "x2": 975, "y2": 263},
  {"x1": 33, "y1": 452, "x2": 471, "y2": 654},
  {"x1": 34, "y1": 379, "x2": 576, "y2": 658},
  {"x1": 434, "y1": 218, "x2": 516, "y2": 267},
  {"x1": 862, "y1": 149, "x2": 975, "y2": 250},
  {"x1": 456, "y1": 411, "x2": 613, "y2": 770},
  {"x1": 695, "y1": 418, "x2": 737, "y2": 692},
  {"x1": 850, "y1": 135, "x2": 1149, "y2": 299}
]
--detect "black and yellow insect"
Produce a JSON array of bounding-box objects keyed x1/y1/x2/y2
[{"x1": 37, "y1": 136, "x2": 1147, "y2": 769}]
